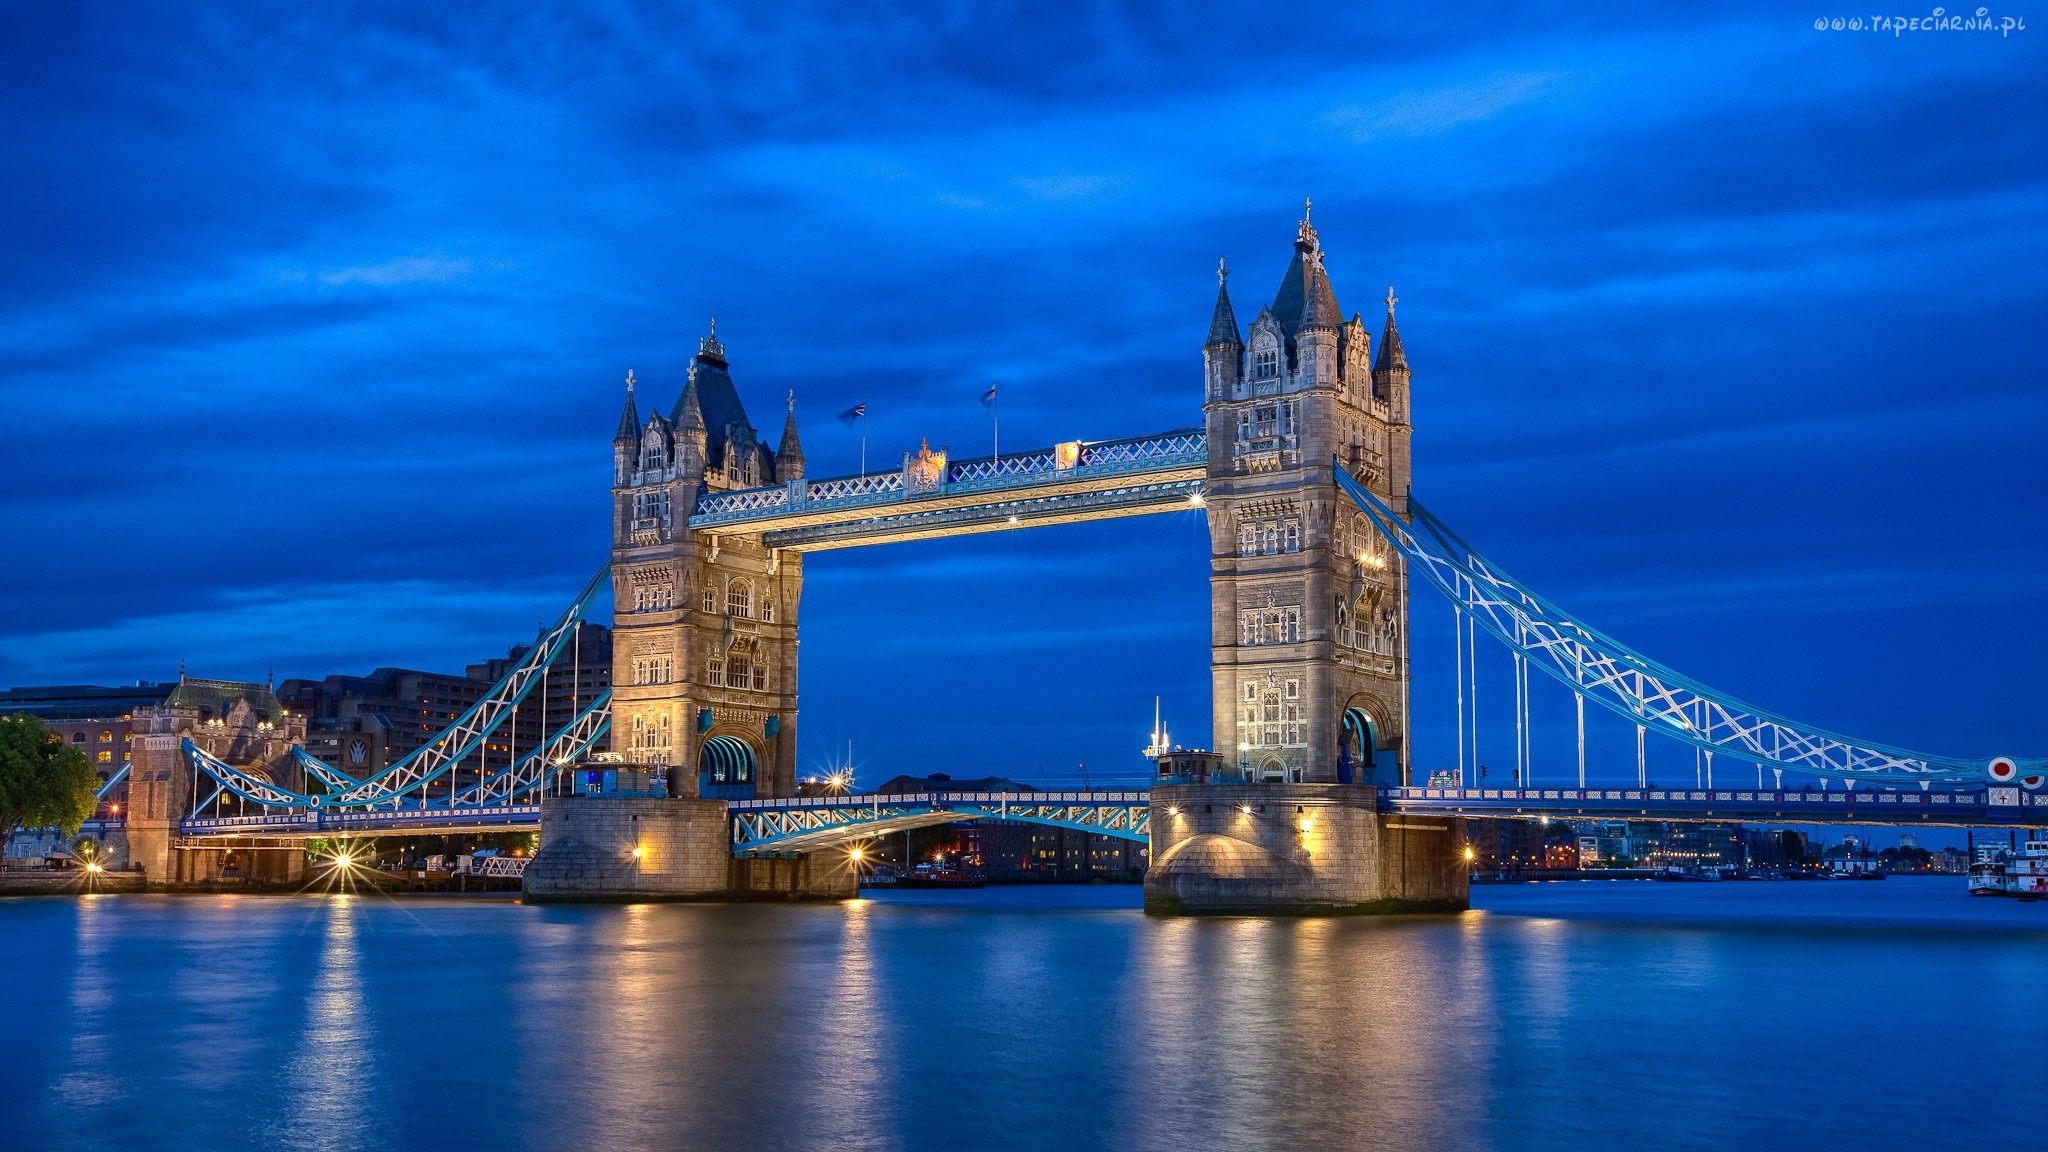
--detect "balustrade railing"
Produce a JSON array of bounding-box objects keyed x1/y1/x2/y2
[{"x1": 690, "y1": 426, "x2": 1205, "y2": 527}]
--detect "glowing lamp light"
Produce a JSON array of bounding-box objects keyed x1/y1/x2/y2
[
  {"x1": 85, "y1": 862, "x2": 104, "y2": 875},
  {"x1": 1463, "y1": 846, "x2": 1476, "y2": 862},
  {"x1": 1299, "y1": 819, "x2": 1314, "y2": 834},
  {"x1": 1238, "y1": 804, "x2": 1253, "y2": 816},
  {"x1": 334, "y1": 854, "x2": 354, "y2": 868},
  {"x1": 849, "y1": 846, "x2": 866, "y2": 863},
  {"x1": 631, "y1": 845, "x2": 644, "y2": 859},
  {"x1": 1188, "y1": 493, "x2": 1204, "y2": 507}
]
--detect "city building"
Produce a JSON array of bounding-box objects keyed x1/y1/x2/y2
[{"x1": 278, "y1": 623, "x2": 613, "y2": 786}]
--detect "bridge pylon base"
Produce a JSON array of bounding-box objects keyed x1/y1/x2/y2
[
  {"x1": 1143, "y1": 784, "x2": 1467, "y2": 916},
  {"x1": 523, "y1": 796, "x2": 856, "y2": 903}
]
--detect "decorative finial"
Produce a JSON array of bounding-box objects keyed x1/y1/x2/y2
[
  {"x1": 625, "y1": 368, "x2": 636, "y2": 395},
  {"x1": 179, "y1": 657, "x2": 186, "y2": 680},
  {"x1": 1303, "y1": 195, "x2": 1312, "y2": 223},
  {"x1": 1384, "y1": 286, "x2": 1398, "y2": 315},
  {"x1": 708, "y1": 316, "x2": 717, "y2": 339},
  {"x1": 1217, "y1": 257, "x2": 1230, "y2": 285},
  {"x1": 787, "y1": 389, "x2": 795, "y2": 412}
]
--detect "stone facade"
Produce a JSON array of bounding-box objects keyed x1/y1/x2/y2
[
  {"x1": 120, "y1": 677, "x2": 309, "y2": 885},
  {"x1": 523, "y1": 795, "x2": 854, "y2": 902},
  {"x1": 1203, "y1": 206, "x2": 1414, "y2": 786},
  {"x1": 1145, "y1": 782, "x2": 1465, "y2": 914},
  {"x1": 607, "y1": 329, "x2": 805, "y2": 801}
]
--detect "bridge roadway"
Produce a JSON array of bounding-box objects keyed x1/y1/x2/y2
[
  {"x1": 121, "y1": 784, "x2": 2048, "y2": 852},
  {"x1": 686, "y1": 427, "x2": 1206, "y2": 550}
]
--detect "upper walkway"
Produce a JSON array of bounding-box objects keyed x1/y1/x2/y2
[{"x1": 687, "y1": 427, "x2": 1205, "y2": 550}]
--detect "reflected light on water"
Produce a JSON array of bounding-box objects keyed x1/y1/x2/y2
[{"x1": 274, "y1": 897, "x2": 374, "y2": 1151}]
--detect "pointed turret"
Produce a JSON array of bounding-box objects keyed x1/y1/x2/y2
[
  {"x1": 776, "y1": 392, "x2": 806, "y2": 479},
  {"x1": 1373, "y1": 286, "x2": 1407, "y2": 373},
  {"x1": 1299, "y1": 253, "x2": 1338, "y2": 331},
  {"x1": 613, "y1": 369, "x2": 641, "y2": 444},
  {"x1": 674, "y1": 365, "x2": 706, "y2": 432},
  {"x1": 1206, "y1": 259, "x2": 1242, "y2": 349}
]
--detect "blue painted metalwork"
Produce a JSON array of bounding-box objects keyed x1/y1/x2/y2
[
  {"x1": 94, "y1": 763, "x2": 129, "y2": 801},
  {"x1": 180, "y1": 803, "x2": 543, "y2": 839},
  {"x1": 1336, "y1": 464, "x2": 2042, "y2": 786},
  {"x1": 1383, "y1": 786, "x2": 2048, "y2": 828},
  {"x1": 728, "y1": 791, "x2": 1151, "y2": 854},
  {"x1": 184, "y1": 565, "x2": 610, "y2": 814}
]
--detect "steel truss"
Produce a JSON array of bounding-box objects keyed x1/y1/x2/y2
[
  {"x1": 182, "y1": 565, "x2": 610, "y2": 815},
  {"x1": 728, "y1": 792, "x2": 1151, "y2": 854},
  {"x1": 1336, "y1": 465, "x2": 2039, "y2": 786}
]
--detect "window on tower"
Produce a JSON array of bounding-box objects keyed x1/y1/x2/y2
[
  {"x1": 726, "y1": 580, "x2": 752, "y2": 618},
  {"x1": 1255, "y1": 346, "x2": 1278, "y2": 379}
]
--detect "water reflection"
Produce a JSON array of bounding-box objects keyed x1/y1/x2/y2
[
  {"x1": 272, "y1": 897, "x2": 375, "y2": 1151},
  {"x1": 9, "y1": 883, "x2": 2048, "y2": 1152}
]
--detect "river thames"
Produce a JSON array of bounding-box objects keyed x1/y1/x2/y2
[{"x1": 3, "y1": 879, "x2": 2041, "y2": 1151}]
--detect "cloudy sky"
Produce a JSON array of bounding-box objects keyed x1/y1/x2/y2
[{"x1": 2, "y1": 3, "x2": 2042, "y2": 788}]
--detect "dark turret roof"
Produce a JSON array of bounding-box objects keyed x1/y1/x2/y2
[
  {"x1": 613, "y1": 372, "x2": 640, "y2": 443},
  {"x1": 776, "y1": 395, "x2": 806, "y2": 474},
  {"x1": 1206, "y1": 280, "x2": 1242, "y2": 348},
  {"x1": 673, "y1": 324, "x2": 753, "y2": 468},
  {"x1": 1375, "y1": 290, "x2": 1407, "y2": 372},
  {"x1": 1269, "y1": 227, "x2": 1341, "y2": 337}
]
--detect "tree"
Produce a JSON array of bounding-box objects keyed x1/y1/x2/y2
[{"x1": 0, "y1": 715, "x2": 100, "y2": 855}]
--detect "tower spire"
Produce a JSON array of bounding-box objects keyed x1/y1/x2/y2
[
  {"x1": 776, "y1": 391, "x2": 806, "y2": 478},
  {"x1": 613, "y1": 369, "x2": 641, "y2": 443},
  {"x1": 1374, "y1": 285, "x2": 1407, "y2": 372},
  {"x1": 1205, "y1": 258, "x2": 1242, "y2": 349}
]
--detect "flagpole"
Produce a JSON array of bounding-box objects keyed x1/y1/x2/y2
[
  {"x1": 860, "y1": 409, "x2": 868, "y2": 476},
  {"x1": 993, "y1": 384, "x2": 1000, "y2": 464}
]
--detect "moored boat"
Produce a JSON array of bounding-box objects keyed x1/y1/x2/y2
[{"x1": 1969, "y1": 840, "x2": 2048, "y2": 899}]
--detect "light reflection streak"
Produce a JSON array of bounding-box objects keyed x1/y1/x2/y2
[{"x1": 274, "y1": 897, "x2": 375, "y2": 1152}]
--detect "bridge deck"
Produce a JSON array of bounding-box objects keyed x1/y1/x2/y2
[
  {"x1": 88, "y1": 784, "x2": 2045, "y2": 850},
  {"x1": 687, "y1": 428, "x2": 1205, "y2": 550},
  {"x1": 1384, "y1": 786, "x2": 2047, "y2": 828}
]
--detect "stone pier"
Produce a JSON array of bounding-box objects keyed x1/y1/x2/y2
[
  {"x1": 522, "y1": 795, "x2": 856, "y2": 903},
  {"x1": 1144, "y1": 783, "x2": 1466, "y2": 915}
]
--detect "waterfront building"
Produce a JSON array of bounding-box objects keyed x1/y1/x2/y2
[{"x1": 278, "y1": 623, "x2": 613, "y2": 782}]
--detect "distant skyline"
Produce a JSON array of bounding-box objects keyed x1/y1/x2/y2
[{"x1": 2, "y1": 5, "x2": 2042, "y2": 786}]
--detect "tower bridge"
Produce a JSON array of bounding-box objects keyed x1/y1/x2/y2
[{"x1": 77, "y1": 205, "x2": 2042, "y2": 905}]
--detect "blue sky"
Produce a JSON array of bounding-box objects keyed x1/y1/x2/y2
[{"x1": 2, "y1": 3, "x2": 2042, "y2": 789}]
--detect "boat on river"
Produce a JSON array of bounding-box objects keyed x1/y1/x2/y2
[{"x1": 1969, "y1": 840, "x2": 2048, "y2": 899}]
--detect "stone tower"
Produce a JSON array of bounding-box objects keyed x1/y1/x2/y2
[
  {"x1": 1203, "y1": 205, "x2": 1414, "y2": 785},
  {"x1": 607, "y1": 323, "x2": 803, "y2": 799}
]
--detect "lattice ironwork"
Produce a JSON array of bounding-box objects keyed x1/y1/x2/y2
[
  {"x1": 1338, "y1": 465, "x2": 2039, "y2": 785},
  {"x1": 728, "y1": 791, "x2": 1150, "y2": 853}
]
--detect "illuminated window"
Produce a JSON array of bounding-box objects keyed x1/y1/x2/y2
[
  {"x1": 98, "y1": 731, "x2": 113, "y2": 743},
  {"x1": 97, "y1": 750, "x2": 112, "y2": 763}
]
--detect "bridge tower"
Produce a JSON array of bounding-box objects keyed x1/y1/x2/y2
[
  {"x1": 1202, "y1": 204, "x2": 1413, "y2": 787},
  {"x1": 1147, "y1": 206, "x2": 1463, "y2": 914},
  {"x1": 606, "y1": 324, "x2": 803, "y2": 802}
]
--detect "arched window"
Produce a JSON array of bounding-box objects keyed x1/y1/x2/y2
[
  {"x1": 760, "y1": 599, "x2": 775, "y2": 623},
  {"x1": 726, "y1": 580, "x2": 751, "y2": 617},
  {"x1": 702, "y1": 588, "x2": 717, "y2": 614}
]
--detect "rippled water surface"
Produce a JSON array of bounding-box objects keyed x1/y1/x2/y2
[{"x1": 3, "y1": 878, "x2": 2042, "y2": 1151}]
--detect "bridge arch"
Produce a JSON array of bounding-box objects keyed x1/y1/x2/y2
[
  {"x1": 1339, "y1": 693, "x2": 1396, "y2": 784},
  {"x1": 699, "y1": 734, "x2": 756, "y2": 786}
]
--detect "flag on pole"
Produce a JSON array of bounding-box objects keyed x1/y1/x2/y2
[
  {"x1": 837, "y1": 402, "x2": 868, "y2": 425},
  {"x1": 978, "y1": 385, "x2": 997, "y2": 408}
]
